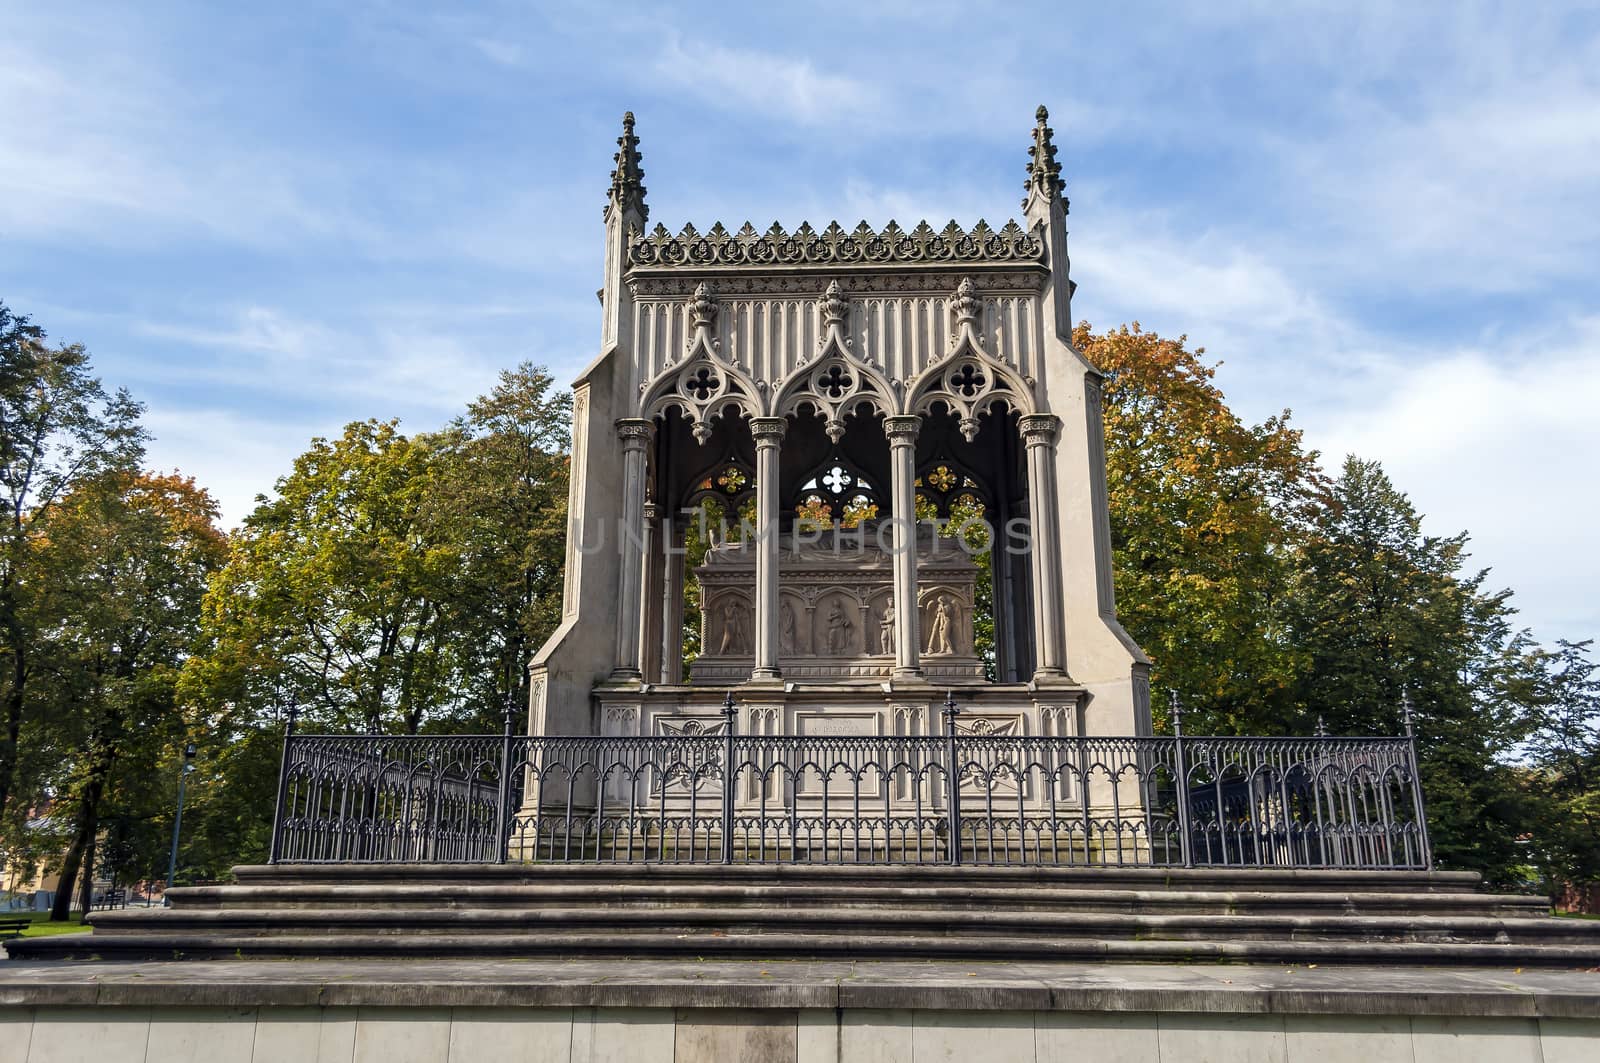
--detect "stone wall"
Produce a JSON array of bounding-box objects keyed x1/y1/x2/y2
[{"x1": 0, "y1": 1004, "x2": 1594, "y2": 1062}]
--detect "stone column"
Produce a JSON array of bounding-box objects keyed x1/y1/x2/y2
[
  {"x1": 612, "y1": 418, "x2": 654, "y2": 679},
  {"x1": 638, "y1": 502, "x2": 661, "y2": 683},
  {"x1": 659, "y1": 515, "x2": 685, "y2": 684},
  {"x1": 750, "y1": 417, "x2": 787, "y2": 681},
  {"x1": 1021, "y1": 414, "x2": 1066, "y2": 679},
  {"x1": 885, "y1": 416, "x2": 923, "y2": 678}
]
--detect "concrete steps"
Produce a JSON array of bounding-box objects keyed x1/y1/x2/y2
[{"x1": 10, "y1": 863, "x2": 1598, "y2": 967}]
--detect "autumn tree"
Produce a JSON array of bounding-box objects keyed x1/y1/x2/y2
[
  {"x1": 22, "y1": 472, "x2": 225, "y2": 919},
  {"x1": 1075, "y1": 322, "x2": 1323, "y2": 734},
  {"x1": 0, "y1": 301, "x2": 145, "y2": 824}
]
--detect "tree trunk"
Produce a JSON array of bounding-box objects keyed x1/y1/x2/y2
[
  {"x1": 0, "y1": 631, "x2": 25, "y2": 821},
  {"x1": 49, "y1": 750, "x2": 109, "y2": 922},
  {"x1": 77, "y1": 829, "x2": 98, "y2": 917}
]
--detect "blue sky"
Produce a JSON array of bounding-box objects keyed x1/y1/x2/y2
[{"x1": 4, "y1": 2, "x2": 1598, "y2": 645}]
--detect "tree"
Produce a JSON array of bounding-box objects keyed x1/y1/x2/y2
[
  {"x1": 1289, "y1": 457, "x2": 1539, "y2": 882},
  {"x1": 22, "y1": 471, "x2": 225, "y2": 919},
  {"x1": 0, "y1": 301, "x2": 145, "y2": 823},
  {"x1": 178, "y1": 369, "x2": 571, "y2": 870},
  {"x1": 1075, "y1": 322, "x2": 1323, "y2": 734},
  {"x1": 429, "y1": 363, "x2": 571, "y2": 720},
  {"x1": 181, "y1": 420, "x2": 461, "y2": 736},
  {"x1": 1522, "y1": 640, "x2": 1600, "y2": 892}
]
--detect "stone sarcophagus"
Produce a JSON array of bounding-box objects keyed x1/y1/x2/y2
[{"x1": 690, "y1": 527, "x2": 985, "y2": 683}]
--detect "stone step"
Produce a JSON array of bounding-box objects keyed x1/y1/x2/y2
[
  {"x1": 14, "y1": 928, "x2": 1600, "y2": 967},
  {"x1": 82, "y1": 905, "x2": 1600, "y2": 948},
  {"x1": 162, "y1": 882, "x2": 1549, "y2": 919},
  {"x1": 228, "y1": 862, "x2": 1487, "y2": 894}
]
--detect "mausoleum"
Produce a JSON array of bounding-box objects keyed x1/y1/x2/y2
[{"x1": 529, "y1": 107, "x2": 1151, "y2": 752}]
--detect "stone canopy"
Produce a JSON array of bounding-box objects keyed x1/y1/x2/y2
[{"x1": 527, "y1": 107, "x2": 1152, "y2": 745}]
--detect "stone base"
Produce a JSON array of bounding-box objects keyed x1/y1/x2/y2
[{"x1": 0, "y1": 960, "x2": 1595, "y2": 1062}]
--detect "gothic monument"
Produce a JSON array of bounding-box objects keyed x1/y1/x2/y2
[{"x1": 528, "y1": 107, "x2": 1151, "y2": 748}]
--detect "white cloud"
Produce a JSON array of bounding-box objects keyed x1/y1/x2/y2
[
  {"x1": 652, "y1": 35, "x2": 884, "y2": 126},
  {"x1": 1307, "y1": 318, "x2": 1600, "y2": 643}
]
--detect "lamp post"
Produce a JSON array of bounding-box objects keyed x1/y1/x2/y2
[{"x1": 164, "y1": 742, "x2": 197, "y2": 902}]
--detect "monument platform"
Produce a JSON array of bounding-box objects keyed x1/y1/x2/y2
[
  {"x1": 11, "y1": 864, "x2": 1600, "y2": 968},
  {"x1": 0, "y1": 956, "x2": 1596, "y2": 1061}
]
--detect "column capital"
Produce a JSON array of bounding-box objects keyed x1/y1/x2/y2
[
  {"x1": 750, "y1": 416, "x2": 787, "y2": 443},
  {"x1": 1018, "y1": 413, "x2": 1061, "y2": 444},
  {"x1": 884, "y1": 415, "x2": 922, "y2": 443},
  {"x1": 615, "y1": 417, "x2": 655, "y2": 450}
]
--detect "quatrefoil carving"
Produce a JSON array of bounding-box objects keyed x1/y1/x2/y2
[
  {"x1": 683, "y1": 367, "x2": 721, "y2": 401},
  {"x1": 818, "y1": 364, "x2": 854, "y2": 399},
  {"x1": 949, "y1": 364, "x2": 987, "y2": 397}
]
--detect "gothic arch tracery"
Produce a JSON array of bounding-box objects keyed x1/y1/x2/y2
[
  {"x1": 907, "y1": 277, "x2": 1038, "y2": 439},
  {"x1": 639, "y1": 282, "x2": 761, "y2": 442},
  {"x1": 771, "y1": 280, "x2": 895, "y2": 439}
]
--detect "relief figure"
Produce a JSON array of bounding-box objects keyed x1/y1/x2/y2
[
  {"x1": 717, "y1": 600, "x2": 748, "y2": 655},
  {"x1": 826, "y1": 600, "x2": 854, "y2": 655},
  {"x1": 925, "y1": 595, "x2": 954, "y2": 656}
]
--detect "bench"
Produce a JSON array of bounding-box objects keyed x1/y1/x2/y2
[
  {"x1": 0, "y1": 917, "x2": 30, "y2": 939},
  {"x1": 90, "y1": 889, "x2": 126, "y2": 911}
]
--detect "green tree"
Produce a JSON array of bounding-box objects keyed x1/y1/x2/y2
[
  {"x1": 23, "y1": 471, "x2": 225, "y2": 918},
  {"x1": 1290, "y1": 457, "x2": 1539, "y2": 882},
  {"x1": 0, "y1": 301, "x2": 145, "y2": 824},
  {"x1": 430, "y1": 363, "x2": 571, "y2": 720},
  {"x1": 178, "y1": 368, "x2": 571, "y2": 870},
  {"x1": 1522, "y1": 639, "x2": 1600, "y2": 893},
  {"x1": 181, "y1": 420, "x2": 463, "y2": 736},
  {"x1": 1075, "y1": 322, "x2": 1323, "y2": 734}
]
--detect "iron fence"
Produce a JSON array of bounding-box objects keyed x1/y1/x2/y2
[{"x1": 268, "y1": 698, "x2": 1432, "y2": 870}]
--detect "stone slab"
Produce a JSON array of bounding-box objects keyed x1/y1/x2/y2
[{"x1": 0, "y1": 958, "x2": 1595, "y2": 1020}]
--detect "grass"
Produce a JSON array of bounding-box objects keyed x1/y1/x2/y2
[
  {"x1": 1554, "y1": 910, "x2": 1600, "y2": 920},
  {"x1": 4, "y1": 912, "x2": 92, "y2": 938}
]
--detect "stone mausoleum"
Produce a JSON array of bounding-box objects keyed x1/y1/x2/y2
[{"x1": 528, "y1": 108, "x2": 1152, "y2": 750}]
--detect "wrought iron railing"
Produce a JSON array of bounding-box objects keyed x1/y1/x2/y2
[{"x1": 268, "y1": 697, "x2": 1432, "y2": 870}]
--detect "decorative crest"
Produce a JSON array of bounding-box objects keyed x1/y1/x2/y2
[
  {"x1": 607, "y1": 111, "x2": 647, "y2": 220},
  {"x1": 628, "y1": 217, "x2": 1044, "y2": 269},
  {"x1": 1023, "y1": 104, "x2": 1066, "y2": 211}
]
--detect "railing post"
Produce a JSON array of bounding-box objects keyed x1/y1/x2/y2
[
  {"x1": 1402, "y1": 690, "x2": 1433, "y2": 870},
  {"x1": 268, "y1": 697, "x2": 299, "y2": 864},
  {"x1": 496, "y1": 688, "x2": 517, "y2": 864},
  {"x1": 1170, "y1": 691, "x2": 1194, "y2": 869},
  {"x1": 721, "y1": 691, "x2": 737, "y2": 864},
  {"x1": 943, "y1": 691, "x2": 962, "y2": 866}
]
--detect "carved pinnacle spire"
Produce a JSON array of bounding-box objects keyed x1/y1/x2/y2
[
  {"x1": 607, "y1": 111, "x2": 647, "y2": 220},
  {"x1": 1024, "y1": 104, "x2": 1066, "y2": 212}
]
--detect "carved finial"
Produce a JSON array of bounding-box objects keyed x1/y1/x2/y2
[
  {"x1": 953, "y1": 277, "x2": 981, "y2": 326},
  {"x1": 821, "y1": 279, "x2": 849, "y2": 328},
  {"x1": 607, "y1": 111, "x2": 647, "y2": 220},
  {"x1": 1024, "y1": 104, "x2": 1066, "y2": 212},
  {"x1": 688, "y1": 281, "x2": 717, "y2": 331}
]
